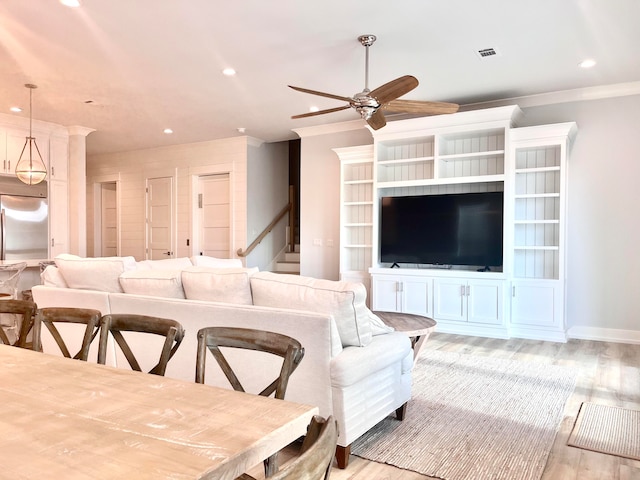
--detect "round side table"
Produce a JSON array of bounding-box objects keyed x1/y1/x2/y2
[{"x1": 374, "y1": 311, "x2": 436, "y2": 363}]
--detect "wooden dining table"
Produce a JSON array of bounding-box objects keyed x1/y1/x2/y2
[{"x1": 0, "y1": 345, "x2": 318, "y2": 479}]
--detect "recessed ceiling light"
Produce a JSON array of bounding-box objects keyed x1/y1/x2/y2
[
  {"x1": 60, "y1": 0, "x2": 81, "y2": 7},
  {"x1": 222, "y1": 68, "x2": 237, "y2": 76},
  {"x1": 579, "y1": 59, "x2": 596, "y2": 68},
  {"x1": 237, "y1": 127, "x2": 246, "y2": 133},
  {"x1": 10, "y1": 106, "x2": 22, "y2": 113},
  {"x1": 309, "y1": 106, "x2": 320, "y2": 113},
  {"x1": 163, "y1": 128, "x2": 173, "y2": 134}
]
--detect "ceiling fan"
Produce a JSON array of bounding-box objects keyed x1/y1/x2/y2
[{"x1": 289, "y1": 34, "x2": 459, "y2": 130}]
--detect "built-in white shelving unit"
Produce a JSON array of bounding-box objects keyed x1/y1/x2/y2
[
  {"x1": 337, "y1": 105, "x2": 577, "y2": 342},
  {"x1": 508, "y1": 123, "x2": 577, "y2": 341},
  {"x1": 335, "y1": 145, "x2": 374, "y2": 301}
]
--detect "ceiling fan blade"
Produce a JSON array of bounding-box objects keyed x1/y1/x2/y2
[
  {"x1": 291, "y1": 105, "x2": 351, "y2": 119},
  {"x1": 369, "y1": 75, "x2": 419, "y2": 105},
  {"x1": 383, "y1": 99, "x2": 460, "y2": 115},
  {"x1": 288, "y1": 85, "x2": 353, "y2": 103},
  {"x1": 366, "y1": 109, "x2": 387, "y2": 130}
]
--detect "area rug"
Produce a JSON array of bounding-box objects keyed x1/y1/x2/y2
[
  {"x1": 567, "y1": 402, "x2": 640, "y2": 460},
  {"x1": 351, "y1": 349, "x2": 577, "y2": 480}
]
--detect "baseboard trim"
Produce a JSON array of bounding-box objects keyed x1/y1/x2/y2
[{"x1": 567, "y1": 326, "x2": 640, "y2": 345}]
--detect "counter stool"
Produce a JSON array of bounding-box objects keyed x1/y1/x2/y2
[{"x1": 0, "y1": 262, "x2": 27, "y2": 344}]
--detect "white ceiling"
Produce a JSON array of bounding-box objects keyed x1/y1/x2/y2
[{"x1": 1, "y1": 0, "x2": 639, "y2": 156}]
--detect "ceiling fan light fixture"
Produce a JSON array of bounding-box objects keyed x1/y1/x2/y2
[{"x1": 15, "y1": 84, "x2": 47, "y2": 186}]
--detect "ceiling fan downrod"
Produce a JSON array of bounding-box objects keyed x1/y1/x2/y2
[{"x1": 358, "y1": 34, "x2": 376, "y2": 93}]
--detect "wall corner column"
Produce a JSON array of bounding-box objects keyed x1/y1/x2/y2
[{"x1": 67, "y1": 126, "x2": 95, "y2": 257}]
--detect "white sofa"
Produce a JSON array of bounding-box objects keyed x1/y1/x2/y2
[{"x1": 32, "y1": 255, "x2": 413, "y2": 468}]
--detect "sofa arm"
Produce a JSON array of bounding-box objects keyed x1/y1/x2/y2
[{"x1": 330, "y1": 332, "x2": 412, "y2": 388}]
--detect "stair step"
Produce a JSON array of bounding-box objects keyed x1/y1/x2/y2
[
  {"x1": 284, "y1": 252, "x2": 300, "y2": 262},
  {"x1": 275, "y1": 261, "x2": 300, "y2": 273}
]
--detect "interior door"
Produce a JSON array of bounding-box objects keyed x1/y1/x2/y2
[
  {"x1": 100, "y1": 182, "x2": 118, "y2": 257},
  {"x1": 147, "y1": 176, "x2": 174, "y2": 260},
  {"x1": 197, "y1": 174, "x2": 230, "y2": 258}
]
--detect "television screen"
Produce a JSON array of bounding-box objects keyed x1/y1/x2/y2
[{"x1": 380, "y1": 192, "x2": 504, "y2": 267}]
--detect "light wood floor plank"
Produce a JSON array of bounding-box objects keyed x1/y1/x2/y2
[{"x1": 250, "y1": 333, "x2": 640, "y2": 480}]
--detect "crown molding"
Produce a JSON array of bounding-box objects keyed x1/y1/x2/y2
[
  {"x1": 462, "y1": 81, "x2": 640, "y2": 110},
  {"x1": 292, "y1": 118, "x2": 366, "y2": 138},
  {"x1": 67, "y1": 125, "x2": 96, "y2": 137}
]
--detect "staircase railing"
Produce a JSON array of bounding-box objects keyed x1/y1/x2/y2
[{"x1": 237, "y1": 186, "x2": 296, "y2": 258}]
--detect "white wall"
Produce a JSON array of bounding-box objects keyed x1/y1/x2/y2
[
  {"x1": 518, "y1": 95, "x2": 640, "y2": 340},
  {"x1": 87, "y1": 136, "x2": 251, "y2": 261},
  {"x1": 245, "y1": 140, "x2": 289, "y2": 270},
  {"x1": 297, "y1": 123, "x2": 373, "y2": 280}
]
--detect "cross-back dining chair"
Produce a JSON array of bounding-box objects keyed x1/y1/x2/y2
[
  {"x1": 97, "y1": 313, "x2": 185, "y2": 376},
  {"x1": 240, "y1": 415, "x2": 338, "y2": 480},
  {"x1": 196, "y1": 326, "x2": 305, "y2": 477},
  {"x1": 32, "y1": 307, "x2": 102, "y2": 361},
  {"x1": 0, "y1": 299, "x2": 36, "y2": 347}
]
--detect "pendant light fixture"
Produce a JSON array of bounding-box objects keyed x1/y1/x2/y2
[{"x1": 15, "y1": 83, "x2": 47, "y2": 185}]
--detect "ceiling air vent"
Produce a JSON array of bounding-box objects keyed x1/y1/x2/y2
[{"x1": 476, "y1": 47, "x2": 500, "y2": 59}]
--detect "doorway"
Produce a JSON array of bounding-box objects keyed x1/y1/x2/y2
[
  {"x1": 196, "y1": 174, "x2": 230, "y2": 258},
  {"x1": 146, "y1": 176, "x2": 174, "y2": 260},
  {"x1": 100, "y1": 182, "x2": 118, "y2": 256}
]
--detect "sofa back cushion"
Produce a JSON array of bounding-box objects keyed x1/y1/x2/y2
[
  {"x1": 119, "y1": 269, "x2": 185, "y2": 299},
  {"x1": 40, "y1": 265, "x2": 69, "y2": 288},
  {"x1": 135, "y1": 257, "x2": 193, "y2": 270},
  {"x1": 181, "y1": 267, "x2": 257, "y2": 305},
  {"x1": 190, "y1": 256, "x2": 243, "y2": 268},
  {"x1": 54, "y1": 254, "x2": 137, "y2": 293},
  {"x1": 250, "y1": 272, "x2": 373, "y2": 347}
]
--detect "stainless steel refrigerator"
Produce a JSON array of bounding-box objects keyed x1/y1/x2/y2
[{"x1": 0, "y1": 176, "x2": 48, "y2": 260}]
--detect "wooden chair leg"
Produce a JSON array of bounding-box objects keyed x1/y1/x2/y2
[
  {"x1": 335, "y1": 444, "x2": 351, "y2": 469},
  {"x1": 396, "y1": 402, "x2": 408, "y2": 421}
]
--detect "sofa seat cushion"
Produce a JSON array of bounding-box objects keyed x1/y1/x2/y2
[
  {"x1": 250, "y1": 272, "x2": 373, "y2": 347},
  {"x1": 54, "y1": 254, "x2": 137, "y2": 293},
  {"x1": 330, "y1": 332, "x2": 412, "y2": 387},
  {"x1": 181, "y1": 266, "x2": 257, "y2": 305},
  {"x1": 119, "y1": 269, "x2": 185, "y2": 299}
]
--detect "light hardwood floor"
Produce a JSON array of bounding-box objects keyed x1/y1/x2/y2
[{"x1": 248, "y1": 332, "x2": 640, "y2": 480}]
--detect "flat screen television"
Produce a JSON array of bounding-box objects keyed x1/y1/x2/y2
[{"x1": 380, "y1": 192, "x2": 504, "y2": 268}]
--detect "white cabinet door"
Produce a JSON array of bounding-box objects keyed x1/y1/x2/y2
[
  {"x1": 49, "y1": 180, "x2": 69, "y2": 257},
  {"x1": 511, "y1": 280, "x2": 562, "y2": 328},
  {"x1": 434, "y1": 278, "x2": 503, "y2": 325},
  {"x1": 5, "y1": 129, "x2": 26, "y2": 175},
  {"x1": 434, "y1": 278, "x2": 466, "y2": 322},
  {"x1": 5, "y1": 129, "x2": 49, "y2": 176},
  {"x1": 401, "y1": 277, "x2": 432, "y2": 317},
  {"x1": 371, "y1": 274, "x2": 432, "y2": 316},
  {"x1": 49, "y1": 136, "x2": 69, "y2": 180},
  {"x1": 468, "y1": 279, "x2": 503, "y2": 325},
  {"x1": 371, "y1": 276, "x2": 401, "y2": 312}
]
